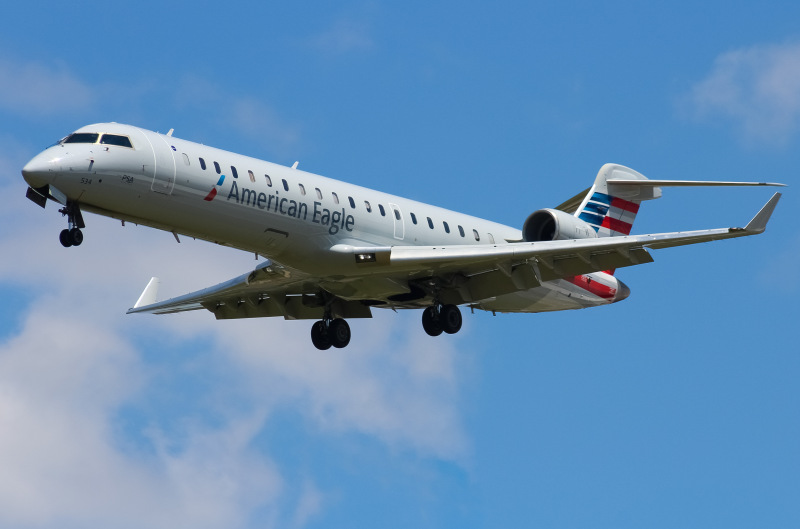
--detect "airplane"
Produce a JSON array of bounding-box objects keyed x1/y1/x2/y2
[{"x1": 21, "y1": 122, "x2": 784, "y2": 350}]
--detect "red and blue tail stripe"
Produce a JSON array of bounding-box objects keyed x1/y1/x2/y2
[{"x1": 578, "y1": 192, "x2": 640, "y2": 237}]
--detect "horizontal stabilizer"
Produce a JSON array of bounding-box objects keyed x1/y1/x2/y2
[{"x1": 607, "y1": 179, "x2": 786, "y2": 187}]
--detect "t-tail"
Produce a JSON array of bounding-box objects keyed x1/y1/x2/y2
[
  {"x1": 575, "y1": 164, "x2": 655, "y2": 237},
  {"x1": 573, "y1": 163, "x2": 785, "y2": 238}
]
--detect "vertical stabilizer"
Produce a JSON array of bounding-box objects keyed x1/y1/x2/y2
[{"x1": 575, "y1": 164, "x2": 660, "y2": 237}]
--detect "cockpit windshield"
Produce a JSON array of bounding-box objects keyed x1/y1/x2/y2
[
  {"x1": 63, "y1": 133, "x2": 100, "y2": 144},
  {"x1": 60, "y1": 132, "x2": 133, "y2": 148},
  {"x1": 99, "y1": 134, "x2": 133, "y2": 148}
]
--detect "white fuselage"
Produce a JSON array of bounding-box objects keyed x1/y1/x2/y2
[{"x1": 22, "y1": 123, "x2": 625, "y2": 313}]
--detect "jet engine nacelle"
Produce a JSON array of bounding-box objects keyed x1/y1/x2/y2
[{"x1": 522, "y1": 208, "x2": 598, "y2": 242}]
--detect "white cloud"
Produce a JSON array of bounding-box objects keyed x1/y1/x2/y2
[
  {"x1": 687, "y1": 41, "x2": 800, "y2": 145},
  {"x1": 0, "y1": 58, "x2": 93, "y2": 116},
  {"x1": 0, "y1": 171, "x2": 470, "y2": 527}
]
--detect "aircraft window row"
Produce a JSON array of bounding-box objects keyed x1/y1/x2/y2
[
  {"x1": 63, "y1": 133, "x2": 133, "y2": 148},
  {"x1": 193, "y1": 157, "x2": 486, "y2": 241}
]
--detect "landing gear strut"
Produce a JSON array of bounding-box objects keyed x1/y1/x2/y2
[
  {"x1": 310, "y1": 317, "x2": 351, "y2": 350},
  {"x1": 422, "y1": 304, "x2": 462, "y2": 337},
  {"x1": 58, "y1": 201, "x2": 85, "y2": 247}
]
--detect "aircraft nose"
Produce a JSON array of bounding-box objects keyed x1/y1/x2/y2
[
  {"x1": 22, "y1": 154, "x2": 57, "y2": 188},
  {"x1": 614, "y1": 280, "x2": 631, "y2": 302}
]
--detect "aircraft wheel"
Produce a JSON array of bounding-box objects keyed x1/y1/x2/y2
[
  {"x1": 329, "y1": 318, "x2": 351, "y2": 349},
  {"x1": 311, "y1": 321, "x2": 331, "y2": 350},
  {"x1": 59, "y1": 229, "x2": 73, "y2": 247},
  {"x1": 69, "y1": 228, "x2": 83, "y2": 247},
  {"x1": 422, "y1": 306, "x2": 443, "y2": 337},
  {"x1": 440, "y1": 304, "x2": 462, "y2": 334}
]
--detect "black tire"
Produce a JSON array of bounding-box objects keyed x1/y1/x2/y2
[
  {"x1": 69, "y1": 228, "x2": 83, "y2": 247},
  {"x1": 422, "y1": 306, "x2": 443, "y2": 337},
  {"x1": 329, "y1": 318, "x2": 351, "y2": 349},
  {"x1": 440, "y1": 304, "x2": 462, "y2": 334},
  {"x1": 59, "y1": 229, "x2": 73, "y2": 247},
  {"x1": 311, "y1": 321, "x2": 331, "y2": 350}
]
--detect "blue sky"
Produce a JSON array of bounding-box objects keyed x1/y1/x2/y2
[{"x1": 1, "y1": 1, "x2": 798, "y2": 528}]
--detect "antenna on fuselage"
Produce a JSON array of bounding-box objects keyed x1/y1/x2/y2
[
  {"x1": 291, "y1": 161, "x2": 299, "y2": 169},
  {"x1": 167, "y1": 128, "x2": 174, "y2": 137}
]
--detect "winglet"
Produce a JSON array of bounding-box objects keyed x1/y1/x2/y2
[
  {"x1": 131, "y1": 277, "x2": 160, "y2": 311},
  {"x1": 744, "y1": 193, "x2": 782, "y2": 234}
]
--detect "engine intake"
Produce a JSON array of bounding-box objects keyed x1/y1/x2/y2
[{"x1": 522, "y1": 209, "x2": 598, "y2": 242}]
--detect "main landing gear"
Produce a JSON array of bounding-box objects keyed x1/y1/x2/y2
[
  {"x1": 310, "y1": 317, "x2": 351, "y2": 350},
  {"x1": 421, "y1": 303, "x2": 463, "y2": 336},
  {"x1": 58, "y1": 201, "x2": 85, "y2": 247}
]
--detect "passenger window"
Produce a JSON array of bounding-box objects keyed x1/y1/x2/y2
[
  {"x1": 410, "y1": 213, "x2": 417, "y2": 224},
  {"x1": 458, "y1": 225, "x2": 465, "y2": 237},
  {"x1": 365, "y1": 200, "x2": 372, "y2": 212},
  {"x1": 265, "y1": 174, "x2": 272, "y2": 186},
  {"x1": 64, "y1": 133, "x2": 99, "y2": 144},
  {"x1": 427, "y1": 217, "x2": 434, "y2": 229},
  {"x1": 248, "y1": 170, "x2": 255, "y2": 183},
  {"x1": 299, "y1": 183, "x2": 306, "y2": 196},
  {"x1": 282, "y1": 179, "x2": 289, "y2": 191},
  {"x1": 199, "y1": 157, "x2": 207, "y2": 170},
  {"x1": 100, "y1": 134, "x2": 133, "y2": 148},
  {"x1": 473, "y1": 229, "x2": 480, "y2": 241},
  {"x1": 443, "y1": 221, "x2": 450, "y2": 234},
  {"x1": 214, "y1": 161, "x2": 221, "y2": 174},
  {"x1": 231, "y1": 166, "x2": 239, "y2": 179},
  {"x1": 332, "y1": 192, "x2": 340, "y2": 205},
  {"x1": 315, "y1": 188, "x2": 323, "y2": 199},
  {"x1": 348, "y1": 196, "x2": 356, "y2": 209},
  {"x1": 394, "y1": 209, "x2": 401, "y2": 220},
  {"x1": 182, "y1": 153, "x2": 190, "y2": 166},
  {"x1": 379, "y1": 204, "x2": 386, "y2": 216}
]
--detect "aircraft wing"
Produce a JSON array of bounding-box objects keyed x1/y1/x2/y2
[
  {"x1": 334, "y1": 192, "x2": 781, "y2": 285},
  {"x1": 129, "y1": 193, "x2": 780, "y2": 318},
  {"x1": 126, "y1": 258, "x2": 373, "y2": 320}
]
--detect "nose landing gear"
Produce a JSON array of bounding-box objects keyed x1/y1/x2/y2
[{"x1": 58, "y1": 201, "x2": 85, "y2": 247}]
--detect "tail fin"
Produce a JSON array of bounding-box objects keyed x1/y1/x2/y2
[{"x1": 575, "y1": 164, "x2": 661, "y2": 237}]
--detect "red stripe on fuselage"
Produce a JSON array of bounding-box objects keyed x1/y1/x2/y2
[{"x1": 566, "y1": 275, "x2": 617, "y2": 299}]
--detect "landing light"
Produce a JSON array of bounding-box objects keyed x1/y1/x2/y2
[{"x1": 355, "y1": 253, "x2": 377, "y2": 263}]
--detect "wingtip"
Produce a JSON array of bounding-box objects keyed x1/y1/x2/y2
[
  {"x1": 744, "y1": 192, "x2": 782, "y2": 233},
  {"x1": 130, "y1": 277, "x2": 160, "y2": 312}
]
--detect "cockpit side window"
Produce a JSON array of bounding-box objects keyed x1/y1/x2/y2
[
  {"x1": 63, "y1": 133, "x2": 99, "y2": 144},
  {"x1": 99, "y1": 134, "x2": 133, "y2": 148}
]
